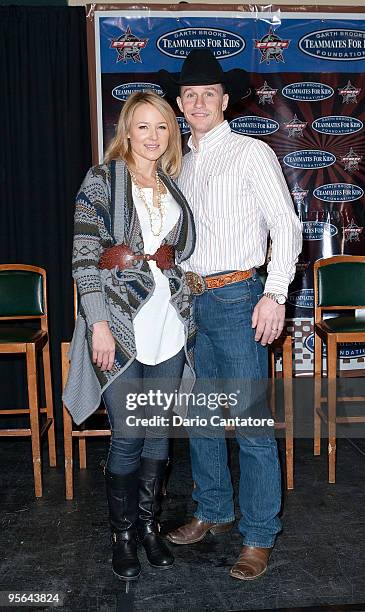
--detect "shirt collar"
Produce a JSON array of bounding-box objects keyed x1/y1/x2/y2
[{"x1": 187, "y1": 120, "x2": 231, "y2": 153}]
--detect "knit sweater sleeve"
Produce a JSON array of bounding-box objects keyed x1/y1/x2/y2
[{"x1": 72, "y1": 166, "x2": 111, "y2": 326}]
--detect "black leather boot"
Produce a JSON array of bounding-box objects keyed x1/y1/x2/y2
[
  {"x1": 105, "y1": 468, "x2": 141, "y2": 581},
  {"x1": 137, "y1": 458, "x2": 174, "y2": 569}
]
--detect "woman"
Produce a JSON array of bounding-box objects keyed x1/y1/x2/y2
[{"x1": 63, "y1": 91, "x2": 195, "y2": 583}]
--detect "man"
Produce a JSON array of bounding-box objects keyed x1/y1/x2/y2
[{"x1": 159, "y1": 49, "x2": 302, "y2": 580}]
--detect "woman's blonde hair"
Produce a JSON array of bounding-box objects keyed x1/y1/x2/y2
[{"x1": 104, "y1": 91, "x2": 182, "y2": 178}]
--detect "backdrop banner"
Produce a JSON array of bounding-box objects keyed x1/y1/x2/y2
[{"x1": 88, "y1": 6, "x2": 365, "y2": 373}]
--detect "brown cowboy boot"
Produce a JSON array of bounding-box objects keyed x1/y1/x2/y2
[
  {"x1": 230, "y1": 545, "x2": 272, "y2": 580},
  {"x1": 167, "y1": 517, "x2": 235, "y2": 545}
]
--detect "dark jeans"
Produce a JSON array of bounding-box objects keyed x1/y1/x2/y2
[
  {"x1": 189, "y1": 273, "x2": 282, "y2": 547},
  {"x1": 102, "y1": 350, "x2": 185, "y2": 475}
]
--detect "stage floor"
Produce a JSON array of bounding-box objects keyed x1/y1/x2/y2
[{"x1": 1, "y1": 436, "x2": 364, "y2": 612}]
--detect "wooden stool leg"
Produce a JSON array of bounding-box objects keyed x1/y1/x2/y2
[
  {"x1": 270, "y1": 350, "x2": 276, "y2": 418},
  {"x1": 61, "y1": 343, "x2": 74, "y2": 500},
  {"x1": 63, "y1": 405, "x2": 74, "y2": 500},
  {"x1": 314, "y1": 332, "x2": 322, "y2": 456},
  {"x1": 283, "y1": 336, "x2": 294, "y2": 490},
  {"x1": 26, "y1": 344, "x2": 42, "y2": 498},
  {"x1": 283, "y1": 337, "x2": 294, "y2": 490},
  {"x1": 43, "y1": 338, "x2": 56, "y2": 467},
  {"x1": 327, "y1": 337, "x2": 337, "y2": 484},
  {"x1": 79, "y1": 438, "x2": 87, "y2": 469}
]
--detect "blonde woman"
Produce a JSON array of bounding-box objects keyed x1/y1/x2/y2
[{"x1": 63, "y1": 92, "x2": 195, "y2": 583}]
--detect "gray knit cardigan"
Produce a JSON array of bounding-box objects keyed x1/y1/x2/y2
[{"x1": 63, "y1": 160, "x2": 196, "y2": 425}]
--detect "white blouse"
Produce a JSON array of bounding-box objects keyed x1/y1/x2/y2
[{"x1": 132, "y1": 184, "x2": 185, "y2": 365}]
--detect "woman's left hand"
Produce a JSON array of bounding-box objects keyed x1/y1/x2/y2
[{"x1": 92, "y1": 321, "x2": 115, "y2": 371}]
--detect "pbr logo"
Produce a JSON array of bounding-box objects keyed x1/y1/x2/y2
[
  {"x1": 254, "y1": 28, "x2": 290, "y2": 64},
  {"x1": 302, "y1": 221, "x2": 338, "y2": 241},
  {"x1": 230, "y1": 116, "x2": 279, "y2": 136},
  {"x1": 313, "y1": 183, "x2": 363, "y2": 203},
  {"x1": 282, "y1": 82, "x2": 333, "y2": 102},
  {"x1": 256, "y1": 81, "x2": 278, "y2": 105},
  {"x1": 299, "y1": 29, "x2": 365, "y2": 61},
  {"x1": 176, "y1": 116, "x2": 190, "y2": 135},
  {"x1": 291, "y1": 182, "x2": 308, "y2": 208},
  {"x1": 344, "y1": 219, "x2": 363, "y2": 243},
  {"x1": 157, "y1": 28, "x2": 245, "y2": 59},
  {"x1": 312, "y1": 116, "x2": 363, "y2": 135},
  {"x1": 283, "y1": 115, "x2": 307, "y2": 138},
  {"x1": 112, "y1": 83, "x2": 163, "y2": 101},
  {"x1": 287, "y1": 289, "x2": 314, "y2": 309},
  {"x1": 338, "y1": 80, "x2": 361, "y2": 103},
  {"x1": 342, "y1": 148, "x2": 362, "y2": 173},
  {"x1": 110, "y1": 26, "x2": 148, "y2": 63},
  {"x1": 283, "y1": 150, "x2": 336, "y2": 169}
]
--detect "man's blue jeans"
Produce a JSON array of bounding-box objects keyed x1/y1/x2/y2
[{"x1": 189, "y1": 273, "x2": 282, "y2": 548}]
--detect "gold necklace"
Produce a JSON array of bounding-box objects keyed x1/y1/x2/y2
[{"x1": 129, "y1": 169, "x2": 165, "y2": 237}]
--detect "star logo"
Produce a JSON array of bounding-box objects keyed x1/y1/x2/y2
[
  {"x1": 283, "y1": 114, "x2": 307, "y2": 138},
  {"x1": 291, "y1": 182, "x2": 308, "y2": 207},
  {"x1": 343, "y1": 219, "x2": 363, "y2": 243},
  {"x1": 338, "y1": 80, "x2": 361, "y2": 104},
  {"x1": 110, "y1": 26, "x2": 148, "y2": 63},
  {"x1": 342, "y1": 148, "x2": 362, "y2": 173},
  {"x1": 254, "y1": 28, "x2": 290, "y2": 65},
  {"x1": 255, "y1": 81, "x2": 278, "y2": 105}
]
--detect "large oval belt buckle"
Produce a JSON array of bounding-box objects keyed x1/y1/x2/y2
[{"x1": 185, "y1": 271, "x2": 206, "y2": 296}]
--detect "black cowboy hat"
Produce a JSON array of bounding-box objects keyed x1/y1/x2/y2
[{"x1": 158, "y1": 49, "x2": 249, "y2": 104}]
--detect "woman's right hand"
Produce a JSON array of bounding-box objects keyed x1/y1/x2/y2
[{"x1": 92, "y1": 321, "x2": 115, "y2": 371}]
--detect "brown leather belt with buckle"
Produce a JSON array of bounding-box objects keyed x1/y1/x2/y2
[
  {"x1": 186, "y1": 269, "x2": 254, "y2": 296},
  {"x1": 99, "y1": 243, "x2": 175, "y2": 271}
]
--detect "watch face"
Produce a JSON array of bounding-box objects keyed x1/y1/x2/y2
[{"x1": 278, "y1": 295, "x2": 286, "y2": 305}]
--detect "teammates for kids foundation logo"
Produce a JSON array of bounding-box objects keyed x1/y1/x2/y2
[
  {"x1": 299, "y1": 29, "x2": 365, "y2": 61},
  {"x1": 157, "y1": 28, "x2": 245, "y2": 58}
]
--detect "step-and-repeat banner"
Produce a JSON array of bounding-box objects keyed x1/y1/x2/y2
[{"x1": 88, "y1": 6, "x2": 365, "y2": 372}]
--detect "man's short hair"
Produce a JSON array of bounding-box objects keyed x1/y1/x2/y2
[{"x1": 179, "y1": 83, "x2": 226, "y2": 96}]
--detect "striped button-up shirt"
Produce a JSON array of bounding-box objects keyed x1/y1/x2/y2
[{"x1": 178, "y1": 120, "x2": 302, "y2": 296}]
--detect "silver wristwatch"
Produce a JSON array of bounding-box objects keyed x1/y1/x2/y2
[{"x1": 263, "y1": 292, "x2": 286, "y2": 305}]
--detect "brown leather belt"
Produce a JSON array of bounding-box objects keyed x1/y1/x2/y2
[
  {"x1": 99, "y1": 243, "x2": 175, "y2": 271},
  {"x1": 186, "y1": 269, "x2": 254, "y2": 296}
]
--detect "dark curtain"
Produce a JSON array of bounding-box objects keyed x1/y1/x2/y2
[{"x1": 0, "y1": 7, "x2": 91, "y2": 429}]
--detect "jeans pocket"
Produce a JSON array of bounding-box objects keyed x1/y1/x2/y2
[{"x1": 211, "y1": 281, "x2": 251, "y2": 304}]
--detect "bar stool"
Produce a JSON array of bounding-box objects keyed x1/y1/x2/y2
[
  {"x1": 313, "y1": 255, "x2": 365, "y2": 483},
  {"x1": 0, "y1": 264, "x2": 56, "y2": 497},
  {"x1": 270, "y1": 331, "x2": 294, "y2": 490},
  {"x1": 62, "y1": 341, "x2": 110, "y2": 500},
  {"x1": 62, "y1": 282, "x2": 110, "y2": 500}
]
